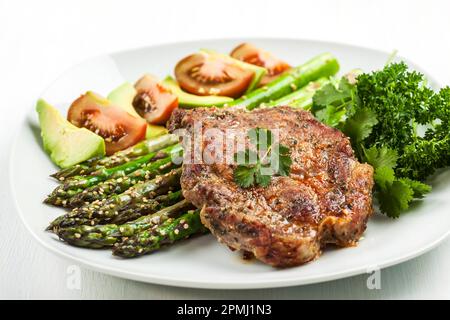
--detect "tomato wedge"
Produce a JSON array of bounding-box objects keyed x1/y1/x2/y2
[
  {"x1": 68, "y1": 91, "x2": 147, "y2": 155},
  {"x1": 174, "y1": 52, "x2": 254, "y2": 98},
  {"x1": 230, "y1": 43, "x2": 291, "y2": 86},
  {"x1": 133, "y1": 74, "x2": 179, "y2": 125}
]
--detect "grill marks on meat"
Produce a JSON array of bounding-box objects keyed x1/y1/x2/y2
[{"x1": 168, "y1": 107, "x2": 374, "y2": 267}]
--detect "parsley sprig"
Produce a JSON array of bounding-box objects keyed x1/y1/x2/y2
[
  {"x1": 312, "y1": 63, "x2": 449, "y2": 218},
  {"x1": 233, "y1": 128, "x2": 292, "y2": 188}
]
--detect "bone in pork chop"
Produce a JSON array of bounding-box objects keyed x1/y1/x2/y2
[{"x1": 168, "y1": 106, "x2": 374, "y2": 267}]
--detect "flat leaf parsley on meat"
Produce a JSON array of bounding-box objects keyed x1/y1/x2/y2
[
  {"x1": 312, "y1": 62, "x2": 450, "y2": 218},
  {"x1": 233, "y1": 128, "x2": 292, "y2": 188}
]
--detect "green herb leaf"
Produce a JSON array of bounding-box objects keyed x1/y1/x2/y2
[
  {"x1": 373, "y1": 166, "x2": 395, "y2": 189},
  {"x1": 233, "y1": 165, "x2": 257, "y2": 188},
  {"x1": 367, "y1": 147, "x2": 431, "y2": 217},
  {"x1": 312, "y1": 77, "x2": 360, "y2": 128},
  {"x1": 234, "y1": 149, "x2": 258, "y2": 165},
  {"x1": 273, "y1": 144, "x2": 292, "y2": 176},
  {"x1": 398, "y1": 178, "x2": 432, "y2": 199},
  {"x1": 255, "y1": 168, "x2": 272, "y2": 188},
  {"x1": 363, "y1": 146, "x2": 398, "y2": 170},
  {"x1": 233, "y1": 129, "x2": 292, "y2": 188},
  {"x1": 312, "y1": 79, "x2": 353, "y2": 109},
  {"x1": 343, "y1": 108, "x2": 378, "y2": 145},
  {"x1": 377, "y1": 180, "x2": 414, "y2": 218},
  {"x1": 248, "y1": 127, "x2": 273, "y2": 151},
  {"x1": 315, "y1": 105, "x2": 347, "y2": 127}
]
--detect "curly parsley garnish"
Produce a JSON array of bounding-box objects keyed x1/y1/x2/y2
[
  {"x1": 312, "y1": 63, "x2": 449, "y2": 218},
  {"x1": 233, "y1": 128, "x2": 292, "y2": 188}
]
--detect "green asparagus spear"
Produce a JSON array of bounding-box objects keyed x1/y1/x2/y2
[
  {"x1": 49, "y1": 189, "x2": 183, "y2": 231},
  {"x1": 56, "y1": 199, "x2": 192, "y2": 248},
  {"x1": 226, "y1": 53, "x2": 339, "y2": 110},
  {"x1": 66, "y1": 146, "x2": 183, "y2": 208},
  {"x1": 52, "y1": 134, "x2": 179, "y2": 180},
  {"x1": 45, "y1": 143, "x2": 181, "y2": 206},
  {"x1": 112, "y1": 209, "x2": 207, "y2": 258},
  {"x1": 48, "y1": 168, "x2": 182, "y2": 230},
  {"x1": 110, "y1": 189, "x2": 183, "y2": 225},
  {"x1": 263, "y1": 77, "x2": 329, "y2": 109}
]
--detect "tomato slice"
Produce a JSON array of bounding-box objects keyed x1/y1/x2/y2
[
  {"x1": 68, "y1": 91, "x2": 147, "y2": 155},
  {"x1": 133, "y1": 74, "x2": 179, "y2": 125},
  {"x1": 230, "y1": 43, "x2": 291, "y2": 86},
  {"x1": 174, "y1": 52, "x2": 254, "y2": 98}
]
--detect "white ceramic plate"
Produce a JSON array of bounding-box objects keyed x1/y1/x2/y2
[{"x1": 10, "y1": 38, "x2": 450, "y2": 289}]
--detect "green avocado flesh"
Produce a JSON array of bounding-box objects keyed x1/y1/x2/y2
[
  {"x1": 199, "y1": 49, "x2": 267, "y2": 93},
  {"x1": 107, "y1": 82, "x2": 139, "y2": 117},
  {"x1": 162, "y1": 76, "x2": 233, "y2": 108},
  {"x1": 107, "y1": 82, "x2": 168, "y2": 138},
  {"x1": 36, "y1": 99, "x2": 105, "y2": 168}
]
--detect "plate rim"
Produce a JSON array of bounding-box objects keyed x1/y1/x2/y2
[{"x1": 9, "y1": 37, "x2": 450, "y2": 289}]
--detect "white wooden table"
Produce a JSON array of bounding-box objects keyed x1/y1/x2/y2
[{"x1": 1, "y1": 0, "x2": 449, "y2": 299}]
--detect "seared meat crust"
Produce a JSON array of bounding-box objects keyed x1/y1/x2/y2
[{"x1": 168, "y1": 107, "x2": 374, "y2": 267}]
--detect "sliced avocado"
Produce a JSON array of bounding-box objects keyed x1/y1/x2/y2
[
  {"x1": 162, "y1": 76, "x2": 233, "y2": 108},
  {"x1": 199, "y1": 49, "x2": 267, "y2": 93},
  {"x1": 107, "y1": 82, "x2": 139, "y2": 117},
  {"x1": 36, "y1": 99, "x2": 105, "y2": 168},
  {"x1": 107, "y1": 82, "x2": 168, "y2": 139},
  {"x1": 86, "y1": 90, "x2": 111, "y2": 106},
  {"x1": 145, "y1": 124, "x2": 168, "y2": 139}
]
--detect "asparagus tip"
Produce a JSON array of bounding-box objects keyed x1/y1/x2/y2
[{"x1": 45, "y1": 224, "x2": 58, "y2": 233}]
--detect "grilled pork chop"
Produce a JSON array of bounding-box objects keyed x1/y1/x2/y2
[{"x1": 168, "y1": 107, "x2": 374, "y2": 267}]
